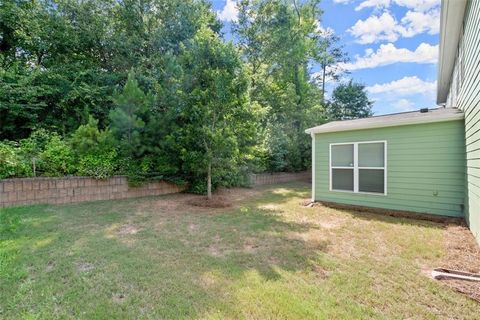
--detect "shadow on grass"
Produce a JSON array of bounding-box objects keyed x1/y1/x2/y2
[
  {"x1": 0, "y1": 185, "x2": 328, "y2": 318},
  {"x1": 253, "y1": 181, "x2": 462, "y2": 230}
]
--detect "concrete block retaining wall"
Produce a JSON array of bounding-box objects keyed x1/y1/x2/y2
[
  {"x1": 0, "y1": 176, "x2": 185, "y2": 208},
  {"x1": 250, "y1": 171, "x2": 311, "y2": 186},
  {"x1": 0, "y1": 171, "x2": 311, "y2": 208}
]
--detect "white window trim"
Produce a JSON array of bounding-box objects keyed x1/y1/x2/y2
[{"x1": 329, "y1": 141, "x2": 387, "y2": 196}]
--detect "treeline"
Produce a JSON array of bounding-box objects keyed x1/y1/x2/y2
[{"x1": 0, "y1": 0, "x2": 372, "y2": 194}]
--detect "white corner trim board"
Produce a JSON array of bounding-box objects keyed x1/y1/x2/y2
[{"x1": 311, "y1": 132, "x2": 315, "y2": 202}]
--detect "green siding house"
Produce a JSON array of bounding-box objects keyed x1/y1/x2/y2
[{"x1": 306, "y1": 0, "x2": 480, "y2": 244}]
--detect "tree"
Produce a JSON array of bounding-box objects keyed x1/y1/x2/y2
[
  {"x1": 109, "y1": 71, "x2": 153, "y2": 159},
  {"x1": 176, "y1": 27, "x2": 258, "y2": 199},
  {"x1": 233, "y1": 0, "x2": 328, "y2": 172},
  {"x1": 313, "y1": 30, "x2": 350, "y2": 101},
  {"x1": 328, "y1": 80, "x2": 373, "y2": 120},
  {"x1": 0, "y1": 0, "x2": 220, "y2": 140}
]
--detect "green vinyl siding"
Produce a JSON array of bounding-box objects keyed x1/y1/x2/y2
[
  {"x1": 446, "y1": 0, "x2": 480, "y2": 242},
  {"x1": 313, "y1": 119, "x2": 465, "y2": 217}
]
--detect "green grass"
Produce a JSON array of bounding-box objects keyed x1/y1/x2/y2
[{"x1": 0, "y1": 182, "x2": 477, "y2": 319}]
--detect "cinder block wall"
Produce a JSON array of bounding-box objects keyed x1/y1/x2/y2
[
  {"x1": 250, "y1": 171, "x2": 311, "y2": 186},
  {"x1": 0, "y1": 176, "x2": 185, "y2": 208}
]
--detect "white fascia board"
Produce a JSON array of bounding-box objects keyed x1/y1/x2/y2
[
  {"x1": 305, "y1": 112, "x2": 464, "y2": 135},
  {"x1": 437, "y1": 0, "x2": 467, "y2": 104}
]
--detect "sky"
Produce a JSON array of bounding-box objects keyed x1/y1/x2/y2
[{"x1": 210, "y1": 0, "x2": 441, "y2": 115}]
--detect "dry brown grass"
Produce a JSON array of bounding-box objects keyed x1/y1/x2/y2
[{"x1": 440, "y1": 224, "x2": 480, "y2": 301}]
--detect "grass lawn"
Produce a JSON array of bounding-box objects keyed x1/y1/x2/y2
[{"x1": 0, "y1": 182, "x2": 478, "y2": 319}]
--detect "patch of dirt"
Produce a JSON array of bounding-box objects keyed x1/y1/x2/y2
[
  {"x1": 293, "y1": 231, "x2": 330, "y2": 251},
  {"x1": 215, "y1": 187, "x2": 258, "y2": 202},
  {"x1": 76, "y1": 262, "x2": 95, "y2": 272},
  {"x1": 199, "y1": 273, "x2": 217, "y2": 289},
  {"x1": 112, "y1": 293, "x2": 126, "y2": 304},
  {"x1": 258, "y1": 203, "x2": 279, "y2": 211},
  {"x1": 117, "y1": 224, "x2": 141, "y2": 235},
  {"x1": 132, "y1": 187, "x2": 262, "y2": 217},
  {"x1": 312, "y1": 265, "x2": 330, "y2": 280},
  {"x1": 187, "y1": 196, "x2": 232, "y2": 208},
  {"x1": 318, "y1": 220, "x2": 343, "y2": 230},
  {"x1": 299, "y1": 199, "x2": 314, "y2": 207},
  {"x1": 207, "y1": 244, "x2": 225, "y2": 257},
  {"x1": 206, "y1": 235, "x2": 230, "y2": 257},
  {"x1": 243, "y1": 237, "x2": 260, "y2": 253},
  {"x1": 46, "y1": 261, "x2": 55, "y2": 272},
  {"x1": 437, "y1": 224, "x2": 480, "y2": 302}
]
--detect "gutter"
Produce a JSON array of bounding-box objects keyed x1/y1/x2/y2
[
  {"x1": 436, "y1": 0, "x2": 467, "y2": 104},
  {"x1": 305, "y1": 112, "x2": 464, "y2": 135}
]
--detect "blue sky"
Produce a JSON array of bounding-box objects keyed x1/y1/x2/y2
[{"x1": 210, "y1": 0, "x2": 440, "y2": 115}]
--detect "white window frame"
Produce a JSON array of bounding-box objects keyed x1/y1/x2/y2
[{"x1": 329, "y1": 141, "x2": 387, "y2": 195}]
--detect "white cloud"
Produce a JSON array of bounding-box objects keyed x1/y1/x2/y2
[
  {"x1": 367, "y1": 76, "x2": 436, "y2": 96},
  {"x1": 355, "y1": 0, "x2": 439, "y2": 12},
  {"x1": 349, "y1": 4, "x2": 440, "y2": 43},
  {"x1": 348, "y1": 12, "x2": 400, "y2": 44},
  {"x1": 355, "y1": 0, "x2": 390, "y2": 11},
  {"x1": 341, "y1": 42, "x2": 438, "y2": 70},
  {"x1": 333, "y1": 0, "x2": 352, "y2": 3},
  {"x1": 393, "y1": 98, "x2": 417, "y2": 111},
  {"x1": 217, "y1": 0, "x2": 238, "y2": 22},
  {"x1": 394, "y1": 0, "x2": 439, "y2": 12},
  {"x1": 400, "y1": 8, "x2": 440, "y2": 36}
]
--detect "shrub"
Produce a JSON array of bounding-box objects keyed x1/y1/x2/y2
[
  {"x1": 18, "y1": 129, "x2": 53, "y2": 176},
  {"x1": 77, "y1": 150, "x2": 117, "y2": 179},
  {"x1": 40, "y1": 135, "x2": 74, "y2": 176},
  {"x1": 0, "y1": 142, "x2": 32, "y2": 178},
  {"x1": 70, "y1": 115, "x2": 118, "y2": 179},
  {"x1": 70, "y1": 116, "x2": 115, "y2": 156},
  {"x1": 124, "y1": 157, "x2": 153, "y2": 186}
]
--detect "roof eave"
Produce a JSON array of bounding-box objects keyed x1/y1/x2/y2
[
  {"x1": 436, "y1": 0, "x2": 467, "y2": 104},
  {"x1": 305, "y1": 113, "x2": 464, "y2": 135}
]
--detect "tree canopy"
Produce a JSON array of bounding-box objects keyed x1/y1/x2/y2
[
  {"x1": 0, "y1": 0, "x2": 372, "y2": 195},
  {"x1": 327, "y1": 80, "x2": 373, "y2": 120}
]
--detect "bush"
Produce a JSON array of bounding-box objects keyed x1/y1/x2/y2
[
  {"x1": 18, "y1": 129, "x2": 54, "y2": 177},
  {"x1": 40, "y1": 135, "x2": 74, "y2": 176},
  {"x1": 117, "y1": 156, "x2": 153, "y2": 186},
  {"x1": 70, "y1": 115, "x2": 118, "y2": 179},
  {"x1": 77, "y1": 150, "x2": 117, "y2": 179},
  {"x1": 70, "y1": 116, "x2": 115, "y2": 156},
  {"x1": 0, "y1": 142, "x2": 32, "y2": 179}
]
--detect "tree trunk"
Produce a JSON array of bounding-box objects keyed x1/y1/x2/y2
[{"x1": 207, "y1": 161, "x2": 212, "y2": 200}]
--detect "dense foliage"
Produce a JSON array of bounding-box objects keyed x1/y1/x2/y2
[
  {"x1": 234, "y1": 0, "x2": 335, "y2": 172},
  {"x1": 327, "y1": 80, "x2": 373, "y2": 120},
  {"x1": 0, "y1": 0, "x2": 371, "y2": 193}
]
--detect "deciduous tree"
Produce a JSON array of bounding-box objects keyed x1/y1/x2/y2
[{"x1": 176, "y1": 27, "x2": 258, "y2": 199}]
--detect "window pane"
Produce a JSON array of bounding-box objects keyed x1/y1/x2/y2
[
  {"x1": 359, "y1": 143, "x2": 384, "y2": 167},
  {"x1": 331, "y1": 144, "x2": 354, "y2": 167},
  {"x1": 359, "y1": 169, "x2": 384, "y2": 193},
  {"x1": 332, "y1": 169, "x2": 354, "y2": 191}
]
